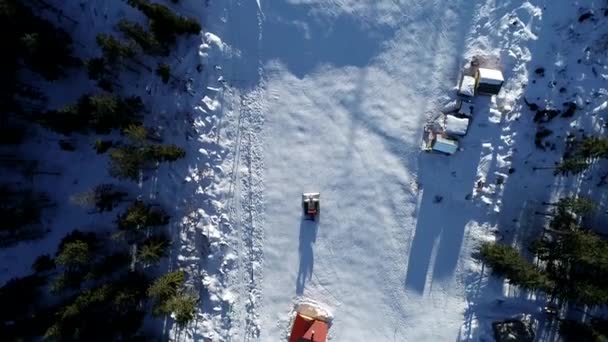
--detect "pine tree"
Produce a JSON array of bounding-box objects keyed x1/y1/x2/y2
[
  {"x1": 156, "y1": 63, "x2": 171, "y2": 83},
  {"x1": 554, "y1": 137, "x2": 608, "y2": 176},
  {"x1": 109, "y1": 125, "x2": 185, "y2": 180},
  {"x1": 479, "y1": 242, "x2": 553, "y2": 291},
  {"x1": 109, "y1": 145, "x2": 146, "y2": 180},
  {"x1": 41, "y1": 94, "x2": 143, "y2": 134},
  {"x1": 148, "y1": 270, "x2": 186, "y2": 315},
  {"x1": 575, "y1": 136, "x2": 608, "y2": 159},
  {"x1": 547, "y1": 196, "x2": 595, "y2": 231},
  {"x1": 88, "y1": 94, "x2": 130, "y2": 132},
  {"x1": 124, "y1": 124, "x2": 148, "y2": 144},
  {"x1": 56, "y1": 240, "x2": 92, "y2": 270},
  {"x1": 146, "y1": 144, "x2": 186, "y2": 161},
  {"x1": 530, "y1": 196, "x2": 608, "y2": 307},
  {"x1": 117, "y1": 200, "x2": 170, "y2": 231},
  {"x1": 46, "y1": 272, "x2": 149, "y2": 340},
  {"x1": 127, "y1": 0, "x2": 201, "y2": 45},
  {"x1": 70, "y1": 184, "x2": 128, "y2": 212},
  {"x1": 108, "y1": 143, "x2": 185, "y2": 180},
  {"x1": 96, "y1": 33, "x2": 136, "y2": 64},
  {"x1": 554, "y1": 158, "x2": 589, "y2": 176},
  {"x1": 117, "y1": 19, "x2": 165, "y2": 56},
  {"x1": 45, "y1": 285, "x2": 112, "y2": 339},
  {"x1": 165, "y1": 294, "x2": 197, "y2": 328},
  {"x1": 138, "y1": 235, "x2": 170, "y2": 265}
]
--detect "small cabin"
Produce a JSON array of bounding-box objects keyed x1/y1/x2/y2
[
  {"x1": 432, "y1": 136, "x2": 459, "y2": 155},
  {"x1": 441, "y1": 99, "x2": 474, "y2": 117},
  {"x1": 475, "y1": 68, "x2": 504, "y2": 95},
  {"x1": 458, "y1": 75, "x2": 476, "y2": 97},
  {"x1": 289, "y1": 313, "x2": 329, "y2": 342},
  {"x1": 444, "y1": 115, "x2": 469, "y2": 137}
]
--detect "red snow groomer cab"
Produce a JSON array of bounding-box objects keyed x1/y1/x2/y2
[
  {"x1": 302, "y1": 192, "x2": 320, "y2": 221},
  {"x1": 288, "y1": 304, "x2": 330, "y2": 342}
]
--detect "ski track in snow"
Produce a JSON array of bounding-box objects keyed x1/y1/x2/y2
[{"x1": 207, "y1": 0, "x2": 266, "y2": 341}]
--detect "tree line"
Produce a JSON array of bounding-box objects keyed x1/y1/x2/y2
[
  {"x1": 480, "y1": 197, "x2": 608, "y2": 340},
  {"x1": 0, "y1": 0, "x2": 204, "y2": 339}
]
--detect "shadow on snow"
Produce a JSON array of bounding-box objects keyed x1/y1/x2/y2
[
  {"x1": 296, "y1": 217, "x2": 318, "y2": 295},
  {"x1": 261, "y1": 1, "x2": 394, "y2": 79}
]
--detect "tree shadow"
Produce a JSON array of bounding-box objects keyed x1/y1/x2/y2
[
  {"x1": 405, "y1": 139, "x2": 482, "y2": 294},
  {"x1": 296, "y1": 217, "x2": 318, "y2": 295},
  {"x1": 260, "y1": 1, "x2": 394, "y2": 79}
]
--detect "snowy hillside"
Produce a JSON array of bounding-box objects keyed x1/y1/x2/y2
[{"x1": 2, "y1": 0, "x2": 607, "y2": 340}]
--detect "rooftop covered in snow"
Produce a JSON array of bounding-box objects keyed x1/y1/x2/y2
[{"x1": 476, "y1": 68, "x2": 504, "y2": 86}]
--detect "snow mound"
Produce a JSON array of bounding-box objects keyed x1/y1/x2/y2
[
  {"x1": 201, "y1": 95, "x2": 221, "y2": 113},
  {"x1": 293, "y1": 299, "x2": 333, "y2": 323},
  {"x1": 204, "y1": 32, "x2": 225, "y2": 51},
  {"x1": 199, "y1": 31, "x2": 226, "y2": 63}
]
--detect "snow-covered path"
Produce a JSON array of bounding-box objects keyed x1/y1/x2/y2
[{"x1": 256, "y1": 0, "x2": 478, "y2": 340}]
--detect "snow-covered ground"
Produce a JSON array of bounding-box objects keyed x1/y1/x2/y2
[
  {"x1": 210, "y1": 0, "x2": 607, "y2": 340},
  {"x1": 2, "y1": 0, "x2": 608, "y2": 340}
]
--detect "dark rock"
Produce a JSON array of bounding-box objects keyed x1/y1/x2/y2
[
  {"x1": 433, "y1": 195, "x2": 443, "y2": 203},
  {"x1": 559, "y1": 87, "x2": 567, "y2": 93},
  {"x1": 534, "y1": 108, "x2": 560, "y2": 123},
  {"x1": 535, "y1": 127, "x2": 553, "y2": 148},
  {"x1": 496, "y1": 176, "x2": 505, "y2": 185},
  {"x1": 534, "y1": 67, "x2": 545, "y2": 76},
  {"x1": 508, "y1": 168, "x2": 515, "y2": 174},
  {"x1": 523, "y1": 98, "x2": 539, "y2": 111},
  {"x1": 578, "y1": 12, "x2": 593, "y2": 22},
  {"x1": 561, "y1": 102, "x2": 577, "y2": 117}
]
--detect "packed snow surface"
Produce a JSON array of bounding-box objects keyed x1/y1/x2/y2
[{"x1": 2, "y1": 0, "x2": 608, "y2": 341}]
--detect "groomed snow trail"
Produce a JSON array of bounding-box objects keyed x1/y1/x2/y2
[{"x1": 255, "y1": 0, "x2": 478, "y2": 340}]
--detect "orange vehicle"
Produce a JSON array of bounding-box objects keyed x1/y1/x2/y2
[{"x1": 288, "y1": 302, "x2": 330, "y2": 342}]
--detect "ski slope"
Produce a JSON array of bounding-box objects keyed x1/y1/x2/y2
[
  {"x1": 181, "y1": 0, "x2": 608, "y2": 340},
  {"x1": 257, "y1": 1, "x2": 475, "y2": 340}
]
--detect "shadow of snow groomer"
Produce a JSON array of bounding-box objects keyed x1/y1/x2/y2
[{"x1": 302, "y1": 192, "x2": 320, "y2": 221}]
